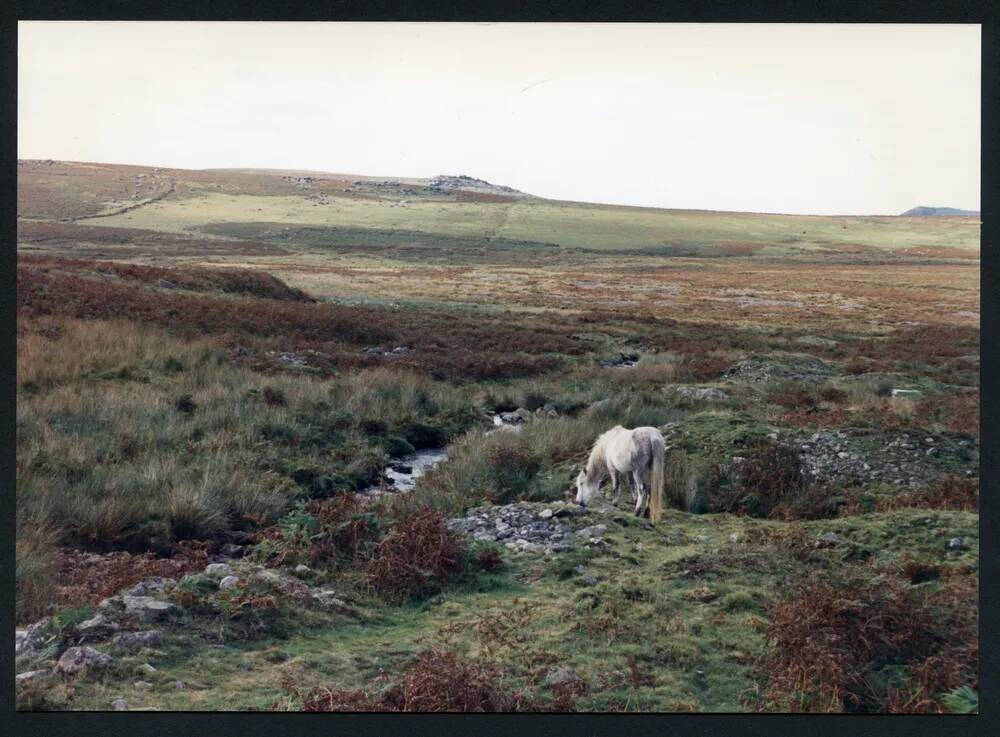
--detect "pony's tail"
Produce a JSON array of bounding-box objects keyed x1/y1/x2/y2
[{"x1": 649, "y1": 437, "x2": 665, "y2": 524}]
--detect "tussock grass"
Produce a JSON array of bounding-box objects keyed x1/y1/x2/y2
[
  {"x1": 16, "y1": 318, "x2": 481, "y2": 572},
  {"x1": 16, "y1": 523, "x2": 59, "y2": 623},
  {"x1": 18, "y1": 317, "x2": 220, "y2": 390}
]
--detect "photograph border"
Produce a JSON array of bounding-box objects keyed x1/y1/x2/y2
[{"x1": 4, "y1": 2, "x2": 995, "y2": 736}]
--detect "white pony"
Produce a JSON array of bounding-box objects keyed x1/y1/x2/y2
[{"x1": 573, "y1": 425, "x2": 666, "y2": 522}]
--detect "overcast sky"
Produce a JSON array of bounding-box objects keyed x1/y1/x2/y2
[{"x1": 18, "y1": 22, "x2": 980, "y2": 215}]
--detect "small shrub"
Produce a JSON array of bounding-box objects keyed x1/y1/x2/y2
[
  {"x1": 663, "y1": 450, "x2": 709, "y2": 513},
  {"x1": 359, "y1": 418, "x2": 388, "y2": 436},
  {"x1": 679, "y1": 352, "x2": 731, "y2": 381},
  {"x1": 720, "y1": 591, "x2": 757, "y2": 612},
  {"x1": 284, "y1": 648, "x2": 538, "y2": 712},
  {"x1": 364, "y1": 507, "x2": 467, "y2": 603},
  {"x1": 842, "y1": 475, "x2": 979, "y2": 515},
  {"x1": 262, "y1": 386, "x2": 287, "y2": 406},
  {"x1": 382, "y1": 435, "x2": 416, "y2": 457},
  {"x1": 819, "y1": 386, "x2": 848, "y2": 403},
  {"x1": 712, "y1": 440, "x2": 807, "y2": 518},
  {"x1": 54, "y1": 541, "x2": 210, "y2": 612},
  {"x1": 16, "y1": 525, "x2": 58, "y2": 624},
  {"x1": 175, "y1": 394, "x2": 197, "y2": 415},
  {"x1": 401, "y1": 422, "x2": 447, "y2": 449},
  {"x1": 471, "y1": 543, "x2": 505, "y2": 573},
  {"x1": 765, "y1": 382, "x2": 818, "y2": 409},
  {"x1": 521, "y1": 390, "x2": 550, "y2": 412},
  {"x1": 751, "y1": 566, "x2": 977, "y2": 713},
  {"x1": 254, "y1": 495, "x2": 379, "y2": 568},
  {"x1": 163, "y1": 356, "x2": 185, "y2": 373},
  {"x1": 940, "y1": 685, "x2": 978, "y2": 714}
]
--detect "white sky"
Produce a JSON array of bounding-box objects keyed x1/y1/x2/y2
[{"x1": 18, "y1": 22, "x2": 980, "y2": 215}]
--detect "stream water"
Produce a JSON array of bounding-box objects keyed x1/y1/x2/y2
[
  {"x1": 365, "y1": 414, "x2": 526, "y2": 496},
  {"x1": 363, "y1": 447, "x2": 449, "y2": 497}
]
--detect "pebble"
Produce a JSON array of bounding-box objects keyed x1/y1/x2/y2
[
  {"x1": 15, "y1": 669, "x2": 49, "y2": 683},
  {"x1": 203, "y1": 563, "x2": 233, "y2": 579},
  {"x1": 815, "y1": 532, "x2": 841, "y2": 548}
]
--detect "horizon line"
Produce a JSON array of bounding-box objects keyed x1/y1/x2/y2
[{"x1": 16, "y1": 156, "x2": 982, "y2": 220}]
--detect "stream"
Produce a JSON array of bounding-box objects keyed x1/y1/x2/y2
[{"x1": 364, "y1": 414, "x2": 526, "y2": 496}]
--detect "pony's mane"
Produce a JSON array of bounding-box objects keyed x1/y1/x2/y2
[{"x1": 585, "y1": 425, "x2": 624, "y2": 475}]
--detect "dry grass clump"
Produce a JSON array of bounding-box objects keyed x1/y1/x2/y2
[
  {"x1": 54, "y1": 542, "x2": 210, "y2": 612},
  {"x1": 677, "y1": 352, "x2": 733, "y2": 382},
  {"x1": 16, "y1": 524, "x2": 59, "y2": 624},
  {"x1": 712, "y1": 441, "x2": 803, "y2": 518},
  {"x1": 286, "y1": 648, "x2": 539, "y2": 712},
  {"x1": 752, "y1": 566, "x2": 977, "y2": 712},
  {"x1": 364, "y1": 508, "x2": 467, "y2": 603},
  {"x1": 841, "y1": 475, "x2": 978, "y2": 515},
  {"x1": 914, "y1": 393, "x2": 979, "y2": 436}
]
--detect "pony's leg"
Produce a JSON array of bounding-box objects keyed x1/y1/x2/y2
[
  {"x1": 610, "y1": 469, "x2": 620, "y2": 505},
  {"x1": 633, "y1": 469, "x2": 646, "y2": 516}
]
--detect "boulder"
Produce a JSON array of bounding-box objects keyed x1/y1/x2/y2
[
  {"x1": 544, "y1": 665, "x2": 583, "y2": 688},
  {"x1": 120, "y1": 596, "x2": 178, "y2": 621},
  {"x1": 55, "y1": 646, "x2": 113, "y2": 677},
  {"x1": 112, "y1": 698, "x2": 129, "y2": 711},
  {"x1": 125, "y1": 578, "x2": 173, "y2": 597},
  {"x1": 669, "y1": 385, "x2": 730, "y2": 402},
  {"x1": 219, "y1": 575, "x2": 240, "y2": 591},
  {"x1": 16, "y1": 669, "x2": 50, "y2": 683},
  {"x1": 575, "y1": 524, "x2": 608, "y2": 540},
  {"x1": 203, "y1": 563, "x2": 234, "y2": 580},
  {"x1": 15, "y1": 618, "x2": 52, "y2": 660},
  {"x1": 111, "y1": 630, "x2": 162, "y2": 652},
  {"x1": 74, "y1": 614, "x2": 120, "y2": 642},
  {"x1": 249, "y1": 569, "x2": 312, "y2": 599},
  {"x1": 815, "y1": 532, "x2": 842, "y2": 548}
]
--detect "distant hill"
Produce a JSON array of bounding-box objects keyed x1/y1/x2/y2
[
  {"x1": 901, "y1": 206, "x2": 980, "y2": 217},
  {"x1": 15, "y1": 160, "x2": 981, "y2": 259}
]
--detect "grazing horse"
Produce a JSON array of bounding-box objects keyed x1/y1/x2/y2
[{"x1": 573, "y1": 425, "x2": 666, "y2": 522}]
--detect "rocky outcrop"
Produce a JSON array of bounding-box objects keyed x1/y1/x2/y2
[
  {"x1": 724, "y1": 354, "x2": 837, "y2": 384},
  {"x1": 791, "y1": 427, "x2": 977, "y2": 488},
  {"x1": 447, "y1": 502, "x2": 600, "y2": 555},
  {"x1": 110, "y1": 630, "x2": 162, "y2": 652},
  {"x1": 15, "y1": 618, "x2": 53, "y2": 661},
  {"x1": 666, "y1": 385, "x2": 730, "y2": 402},
  {"x1": 55, "y1": 646, "x2": 113, "y2": 677}
]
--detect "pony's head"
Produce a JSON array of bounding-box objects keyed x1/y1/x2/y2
[{"x1": 574, "y1": 467, "x2": 597, "y2": 507}]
